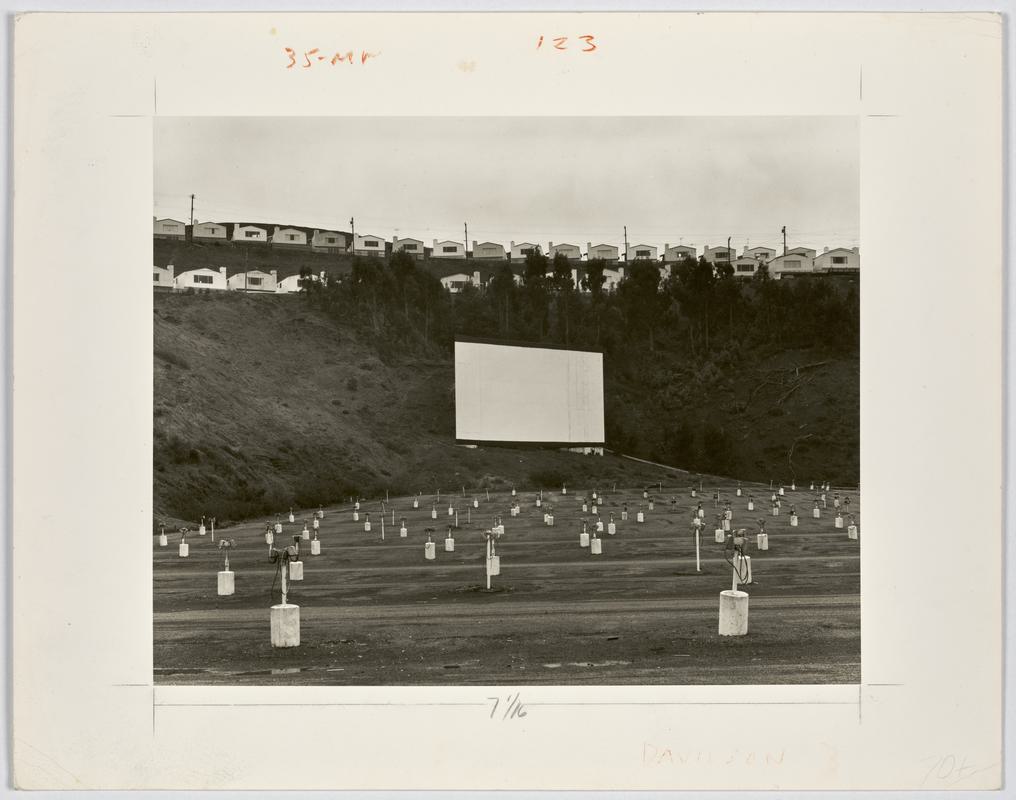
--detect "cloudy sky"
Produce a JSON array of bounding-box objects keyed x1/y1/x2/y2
[{"x1": 155, "y1": 116, "x2": 858, "y2": 253}]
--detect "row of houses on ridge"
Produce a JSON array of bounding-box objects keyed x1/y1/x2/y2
[
  {"x1": 430, "y1": 245, "x2": 859, "y2": 293},
  {"x1": 153, "y1": 264, "x2": 324, "y2": 294},
  {"x1": 155, "y1": 218, "x2": 859, "y2": 295}
]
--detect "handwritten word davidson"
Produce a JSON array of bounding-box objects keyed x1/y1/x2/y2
[{"x1": 643, "y1": 743, "x2": 786, "y2": 768}]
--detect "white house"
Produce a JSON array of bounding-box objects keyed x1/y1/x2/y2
[
  {"x1": 440, "y1": 271, "x2": 482, "y2": 293},
  {"x1": 227, "y1": 269, "x2": 278, "y2": 292},
  {"x1": 663, "y1": 244, "x2": 697, "y2": 263},
  {"x1": 548, "y1": 242, "x2": 582, "y2": 261},
  {"x1": 175, "y1": 266, "x2": 228, "y2": 290},
  {"x1": 510, "y1": 241, "x2": 541, "y2": 260},
  {"x1": 732, "y1": 255, "x2": 761, "y2": 278},
  {"x1": 191, "y1": 222, "x2": 227, "y2": 242},
  {"x1": 587, "y1": 243, "x2": 619, "y2": 263},
  {"x1": 544, "y1": 267, "x2": 580, "y2": 288},
  {"x1": 578, "y1": 264, "x2": 625, "y2": 293},
  {"x1": 743, "y1": 245, "x2": 776, "y2": 263},
  {"x1": 153, "y1": 264, "x2": 174, "y2": 288},
  {"x1": 768, "y1": 248, "x2": 817, "y2": 279},
  {"x1": 703, "y1": 245, "x2": 734, "y2": 265},
  {"x1": 626, "y1": 243, "x2": 658, "y2": 261},
  {"x1": 472, "y1": 241, "x2": 506, "y2": 260},
  {"x1": 270, "y1": 227, "x2": 307, "y2": 248},
  {"x1": 232, "y1": 224, "x2": 268, "y2": 244},
  {"x1": 277, "y1": 271, "x2": 322, "y2": 293},
  {"x1": 311, "y1": 230, "x2": 347, "y2": 253},
  {"x1": 814, "y1": 246, "x2": 860, "y2": 274},
  {"x1": 392, "y1": 236, "x2": 425, "y2": 259},
  {"x1": 432, "y1": 239, "x2": 466, "y2": 259},
  {"x1": 602, "y1": 266, "x2": 625, "y2": 291},
  {"x1": 353, "y1": 233, "x2": 386, "y2": 257},
  {"x1": 153, "y1": 218, "x2": 186, "y2": 240}
]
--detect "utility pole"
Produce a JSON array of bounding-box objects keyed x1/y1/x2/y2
[
  {"x1": 623, "y1": 225, "x2": 628, "y2": 263},
  {"x1": 350, "y1": 217, "x2": 355, "y2": 256},
  {"x1": 189, "y1": 194, "x2": 195, "y2": 226},
  {"x1": 464, "y1": 222, "x2": 468, "y2": 257},
  {"x1": 782, "y1": 226, "x2": 787, "y2": 255}
]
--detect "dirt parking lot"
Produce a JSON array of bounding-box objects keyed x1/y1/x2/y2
[{"x1": 154, "y1": 482, "x2": 860, "y2": 685}]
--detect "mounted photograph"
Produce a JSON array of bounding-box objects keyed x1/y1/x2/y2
[{"x1": 152, "y1": 115, "x2": 860, "y2": 686}]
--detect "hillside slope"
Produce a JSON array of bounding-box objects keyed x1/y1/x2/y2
[{"x1": 154, "y1": 291, "x2": 858, "y2": 525}]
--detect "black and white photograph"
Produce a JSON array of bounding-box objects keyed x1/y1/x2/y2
[
  {"x1": 152, "y1": 115, "x2": 860, "y2": 686},
  {"x1": 11, "y1": 7, "x2": 1007, "y2": 791}
]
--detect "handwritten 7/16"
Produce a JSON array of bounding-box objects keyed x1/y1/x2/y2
[
  {"x1": 488, "y1": 693, "x2": 527, "y2": 721},
  {"x1": 537, "y1": 35, "x2": 598, "y2": 52},
  {"x1": 284, "y1": 47, "x2": 380, "y2": 69}
]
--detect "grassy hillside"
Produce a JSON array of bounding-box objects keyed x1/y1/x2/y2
[
  {"x1": 604, "y1": 344, "x2": 859, "y2": 487},
  {"x1": 155, "y1": 292, "x2": 681, "y2": 527},
  {"x1": 154, "y1": 291, "x2": 858, "y2": 527}
]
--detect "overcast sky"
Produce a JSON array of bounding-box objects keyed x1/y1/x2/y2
[{"x1": 155, "y1": 116, "x2": 858, "y2": 253}]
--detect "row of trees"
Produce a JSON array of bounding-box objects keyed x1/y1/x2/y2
[
  {"x1": 300, "y1": 250, "x2": 859, "y2": 362},
  {"x1": 295, "y1": 249, "x2": 858, "y2": 480}
]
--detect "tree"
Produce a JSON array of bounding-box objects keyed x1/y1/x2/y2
[
  {"x1": 549, "y1": 252, "x2": 576, "y2": 343},
  {"x1": 390, "y1": 249, "x2": 417, "y2": 322},
  {"x1": 550, "y1": 252, "x2": 573, "y2": 293},
  {"x1": 617, "y1": 259, "x2": 665, "y2": 351},
  {"x1": 297, "y1": 266, "x2": 317, "y2": 296},
  {"x1": 582, "y1": 258, "x2": 607, "y2": 298},
  {"x1": 523, "y1": 250, "x2": 548, "y2": 289},
  {"x1": 486, "y1": 265, "x2": 517, "y2": 335},
  {"x1": 520, "y1": 251, "x2": 550, "y2": 339}
]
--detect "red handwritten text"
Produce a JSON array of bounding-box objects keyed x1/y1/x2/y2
[
  {"x1": 536, "y1": 34, "x2": 598, "y2": 53},
  {"x1": 284, "y1": 47, "x2": 381, "y2": 69}
]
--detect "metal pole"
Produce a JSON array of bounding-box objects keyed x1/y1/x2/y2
[{"x1": 695, "y1": 529, "x2": 701, "y2": 572}]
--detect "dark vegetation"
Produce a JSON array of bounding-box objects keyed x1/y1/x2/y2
[{"x1": 154, "y1": 250, "x2": 858, "y2": 527}]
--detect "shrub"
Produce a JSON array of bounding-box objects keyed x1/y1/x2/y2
[
  {"x1": 154, "y1": 347, "x2": 190, "y2": 370},
  {"x1": 163, "y1": 435, "x2": 201, "y2": 465}
]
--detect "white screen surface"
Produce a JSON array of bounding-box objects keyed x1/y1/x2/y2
[{"x1": 454, "y1": 340, "x2": 605, "y2": 444}]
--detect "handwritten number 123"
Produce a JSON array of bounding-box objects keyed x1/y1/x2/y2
[{"x1": 537, "y1": 35, "x2": 598, "y2": 52}]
